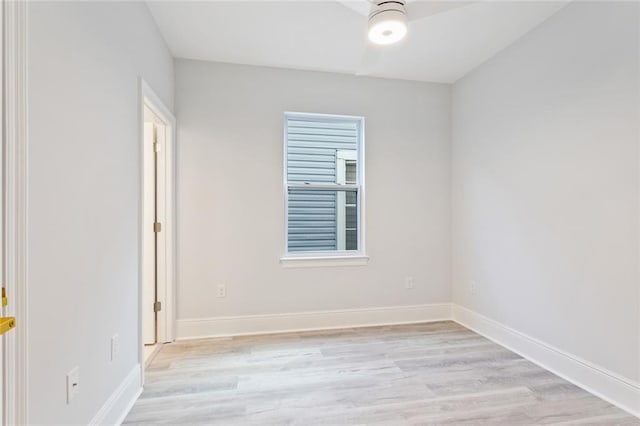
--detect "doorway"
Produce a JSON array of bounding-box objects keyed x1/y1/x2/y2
[
  {"x1": 142, "y1": 107, "x2": 163, "y2": 362},
  {"x1": 140, "y1": 80, "x2": 176, "y2": 372}
]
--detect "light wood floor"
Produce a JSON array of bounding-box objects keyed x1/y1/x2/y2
[{"x1": 124, "y1": 321, "x2": 637, "y2": 425}]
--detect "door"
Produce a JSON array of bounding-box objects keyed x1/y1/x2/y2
[
  {"x1": 0, "y1": 0, "x2": 5, "y2": 418},
  {"x1": 143, "y1": 121, "x2": 157, "y2": 345},
  {"x1": 143, "y1": 108, "x2": 167, "y2": 346}
]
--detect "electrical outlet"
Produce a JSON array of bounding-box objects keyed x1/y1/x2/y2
[
  {"x1": 66, "y1": 367, "x2": 80, "y2": 404},
  {"x1": 404, "y1": 276, "x2": 414, "y2": 289},
  {"x1": 110, "y1": 334, "x2": 120, "y2": 362},
  {"x1": 470, "y1": 280, "x2": 477, "y2": 294},
  {"x1": 216, "y1": 284, "x2": 227, "y2": 298}
]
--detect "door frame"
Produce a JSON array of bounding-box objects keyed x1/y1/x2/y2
[
  {"x1": 138, "y1": 79, "x2": 176, "y2": 377},
  {"x1": 3, "y1": 0, "x2": 28, "y2": 424}
]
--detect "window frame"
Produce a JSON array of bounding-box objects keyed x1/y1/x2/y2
[
  {"x1": 336, "y1": 150, "x2": 357, "y2": 251},
  {"x1": 281, "y1": 112, "x2": 367, "y2": 267}
]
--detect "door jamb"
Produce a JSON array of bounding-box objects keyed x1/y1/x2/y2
[
  {"x1": 138, "y1": 79, "x2": 176, "y2": 380},
  {"x1": 3, "y1": 0, "x2": 28, "y2": 424}
]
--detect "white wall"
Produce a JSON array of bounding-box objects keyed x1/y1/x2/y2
[
  {"x1": 26, "y1": 1, "x2": 638, "y2": 421},
  {"x1": 28, "y1": 2, "x2": 173, "y2": 424},
  {"x1": 175, "y1": 60, "x2": 451, "y2": 323},
  {"x1": 452, "y1": 1, "x2": 639, "y2": 382}
]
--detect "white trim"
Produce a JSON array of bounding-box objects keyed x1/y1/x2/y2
[
  {"x1": 336, "y1": 158, "x2": 346, "y2": 250},
  {"x1": 452, "y1": 304, "x2": 640, "y2": 418},
  {"x1": 283, "y1": 111, "x2": 365, "y2": 122},
  {"x1": 89, "y1": 365, "x2": 142, "y2": 426},
  {"x1": 637, "y1": 27, "x2": 640, "y2": 419},
  {"x1": 173, "y1": 302, "x2": 639, "y2": 417},
  {"x1": 283, "y1": 112, "x2": 366, "y2": 259},
  {"x1": 143, "y1": 344, "x2": 162, "y2": 369},
  {"x1": 138, "y1": 80, "x2": 176, "y2": 383},
  {"x1": 337, "y1": 150, "x2": 358, "y2": 162},
  {"x1": 280, "y1": 254, "x2": 369, "y2": 268},
  {"x1": 286, "y1": 183, "x2": 359, "y2": 190},
  {"x1": 176, "y1": 303, "x2": 452, "y2": 340},
  {"x1": 358, "y1": 116, "x2": 366, "y2": 257},
  {"x1": 3, "y1": 1, "x2": 29, "y2": 424}
]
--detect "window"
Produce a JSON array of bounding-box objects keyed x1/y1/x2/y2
[{"x1": 283, "y1": 112, "x2": 366, "y2": 264}]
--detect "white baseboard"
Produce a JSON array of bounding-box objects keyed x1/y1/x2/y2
[
  {"x1": 452, "y1": 304, "x2": 640, "y2": 418},
  {"x1": 144, "y1": 343, "x2": 163, "y2": 369},
  {"x1": 176, "y1": 303, "x2": 639, "y2": 417},
  {"x1": 89, "y1": 364, "x2": 143, "y2": 426},
  {"x1": 176, "y1": 303, "x2": 452, "y2": 340}
]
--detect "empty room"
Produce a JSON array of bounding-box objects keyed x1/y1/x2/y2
[{"x1": 0, "y1": 0, "x2": 639, "y2": 424}]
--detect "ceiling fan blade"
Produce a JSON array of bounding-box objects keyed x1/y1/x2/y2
[
  {"x1": 406, "y1": 1, "x2": 476, "y2": 22},
  {"x1": 356, "y1": 44, "x2": 382, "y2": 76},
  {"x1": 335, "y1": 0, "x2": 373, "y2": 17}
]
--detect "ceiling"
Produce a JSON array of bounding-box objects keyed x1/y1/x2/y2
[{"x1": 146, "y1": 1, "x2": 569, "y2": 83}]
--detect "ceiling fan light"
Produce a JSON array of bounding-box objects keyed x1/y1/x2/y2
[{"x1": 368, "y1": 9, "x2": 407, "y2": 45}]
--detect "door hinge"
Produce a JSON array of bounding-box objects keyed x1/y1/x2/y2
[
  {"x1": 154, "y1": 142, "x2": 161, "y2": 153},
  {"x1": 2, "y1": 288, "x2": 7, "y2": 307},
  {"x1": 154, "y1": 222, "x2": 162, "y2": 233},
  {"x1": 153, "y1": 301, "x2": 162, "y2": 312}
]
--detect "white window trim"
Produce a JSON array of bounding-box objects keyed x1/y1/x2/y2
[
  {"x1": 280, "y1": 254, "x2": 369, "y2": 268},
  {"x1": 282, "y1": 112, "x2": 366, "y2": 267}
]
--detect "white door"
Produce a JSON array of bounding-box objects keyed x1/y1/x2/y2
[
  {"x1": 143, "y1": 104, "x2": 168, "y2": 348},
  {"x1": 0, "y1": 0, "x2": 6, "y2": 420},
  {"x1": 143, "y1": 122, "x2": 157, "y2": 345}
]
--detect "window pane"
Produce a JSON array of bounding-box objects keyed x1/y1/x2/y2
[
  {"x1": 345, "y1": 160, "x2": 357, "y2": 184},
  {"x1": 346, "y1": 191, "x2": 356, "y2": 205},
  {"x1": 287, "y1": 118, "x2": 358, "y2": 184},
  {"x1": 346, "y1": 230, "x2": 357, "y2": 251},
  {"x1": 288, "y1": 189, "x2": 337, "y2": 252},
  {"x1": 288, "y1": 188, "x2": 358, "y2": 252},
  {"x1": 345, "y1": 206, "x2": 357, "y2": 229},
  {"x1": 342, "y1": 190, "x2": 358, "y2": 251}
]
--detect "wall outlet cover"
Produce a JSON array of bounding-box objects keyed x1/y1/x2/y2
[
  {"x1": 66, "y1": 367, "x2": 80, "y2": 404},
  {"x1": 110, "y1": 334, "x2": 120, "y2": 361},
  {"x1": 216, "y1": 284, "x2": 227, "y2": 298},
  {"x1": 404, "y1": 277, "x2": 414, "y2": 289}
]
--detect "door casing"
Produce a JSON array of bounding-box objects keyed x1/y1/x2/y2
[
  {"x1": 3, "y1": 0, "x2": 28, "y2": 424},
  {"x1": 139, "y1": 80, "x2": 176, "y2": 378}
]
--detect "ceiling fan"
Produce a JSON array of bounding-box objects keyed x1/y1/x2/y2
[{"x1": 337, "y1": 0, "x2": 475, "y2": 73}]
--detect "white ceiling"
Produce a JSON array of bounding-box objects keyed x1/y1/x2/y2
[{"x1": 146, "y1": 1, "x2": 569, "y2": 83}]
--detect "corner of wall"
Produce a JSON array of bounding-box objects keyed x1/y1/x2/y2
[
  {"x1": 89, "y1": 365, "x2": 142, "y2": 426},
  {"x1": 452, "y1": 305, "x2": 640, "y2": 418}
]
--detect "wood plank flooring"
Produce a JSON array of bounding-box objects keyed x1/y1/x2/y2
[{"x1": 124, "y1": 321, "x2": 638, "y2": 425}]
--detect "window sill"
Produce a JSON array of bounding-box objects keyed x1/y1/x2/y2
[{"x1": 280, "y1": 255, "x2": 369, "y2": 268}]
